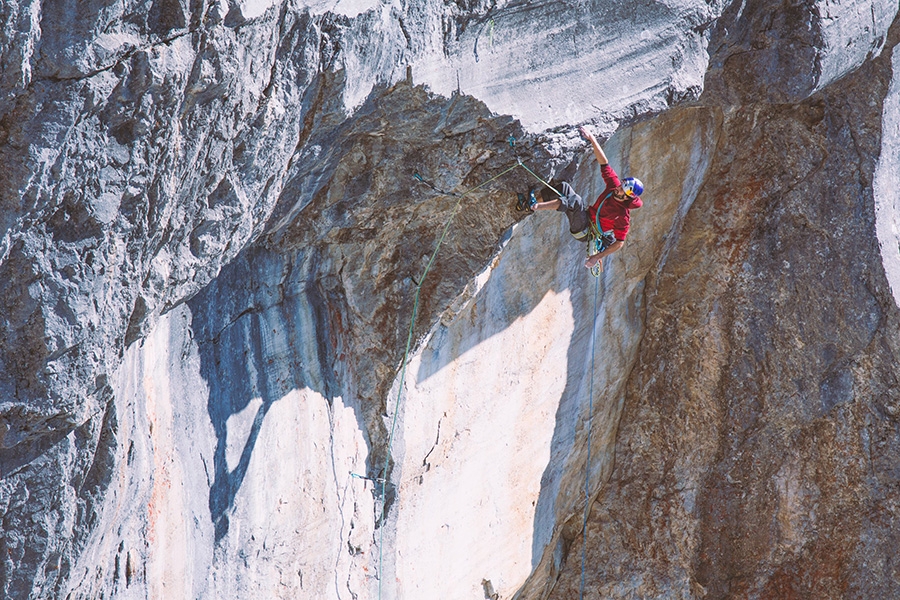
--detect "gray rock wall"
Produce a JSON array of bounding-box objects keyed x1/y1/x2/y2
[
  {"x1": 2, "y1": 0, "x2": 900, "y2": 598},
  {"x1": 2, "y1": 3, "x2": 319, "y2": 594},
  {"x1": 875, "y1": 42, "x2": 900, "y2": 308},
  {"x1": 545, "y1": 11, "x2": 900, "y2": 600}
]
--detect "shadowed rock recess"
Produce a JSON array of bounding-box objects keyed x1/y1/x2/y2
[{"x1": 1, "y1": 0, "x2": 899, "y2": 598}]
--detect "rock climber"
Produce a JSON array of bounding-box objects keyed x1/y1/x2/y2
[{"x1": 524, "y1": 126, "x2": 643, "y2": 273}]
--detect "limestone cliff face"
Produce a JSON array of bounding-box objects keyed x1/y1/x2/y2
[
  {"x1": 1, "y1": 0, "x2": 899, "y2": 598},
  {"x1": 548, "y1": 11, "x2": 900, "y2": 599}
]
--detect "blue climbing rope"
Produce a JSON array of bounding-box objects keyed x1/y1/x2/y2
[{"x1": 580, "y1": 274, "x2": 601, "y2": 599}]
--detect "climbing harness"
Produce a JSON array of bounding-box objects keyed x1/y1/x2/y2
[
  {"x1": 587, "y1": 238, "x2": 604, "y2": 278},
  {"x1": 584, "y1": 189, "x2": 617, "y2": 277},
  {"x1": 586, "y1": 228, "x2": 616, "y2": 277},
  {"x1": 579, "y1": 275, "x2": 601, "y2": 600}
]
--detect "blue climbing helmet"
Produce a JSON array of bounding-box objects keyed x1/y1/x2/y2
[{"x1": 622, "y1": 177, "x2": 644, "y2": 198}]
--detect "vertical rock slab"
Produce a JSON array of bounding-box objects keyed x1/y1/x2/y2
[
  {"x1": 69, "y1": 305, "x2": 217, "y2": 598},
  {"x1": 546, "y1": 19, "x2": 900, "y2": 600},
  {"x1": 388, "y1": 219, "x2": 578, "y2": 599},
  {"x1": 875, "y1": 43, "x2": 900, "y2": 307},
  {"x1": 66, "y1": 301, "x2": 376, "y2": 599}
]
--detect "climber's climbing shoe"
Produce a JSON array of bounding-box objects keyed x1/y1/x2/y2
[{"x1": 516, "y1": 188, "x2": 537, "y2": 212}]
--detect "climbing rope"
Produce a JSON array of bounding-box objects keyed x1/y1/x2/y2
[
  {"x1": 516, "y1": 158, "x2": 564, "y2": 199},
  {"x1": 377, "y1": 159, "x2": 529, "y2": 599},
  {"x1": 375, "y1": 154, "x2": 606, "y2": 597},
  {"x1": 580, "y1": 274, "x2": 601, "y2": 599},
  {"x1": 375, "y1": 153, "x2": 590, "y2": 599}
]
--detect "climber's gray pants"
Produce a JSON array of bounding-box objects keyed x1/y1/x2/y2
[{"x1": 555, "y1": 182, "x2": 590, "y2": 240}]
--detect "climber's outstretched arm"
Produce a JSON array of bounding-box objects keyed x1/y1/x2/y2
[{"x1": 584, "y1": 240, "x2": 624, "y2": 270}]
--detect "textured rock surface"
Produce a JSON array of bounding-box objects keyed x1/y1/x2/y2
[
  {"x1": 411, "y1": 0, "x2": 722, "y2": 132},
  {"x1": 2, "y1": 0, "x2": 900, "y2": 598},
  {"x1": 545, "y1": 10, "x2": 900, "y2": 600},
  {"x1": 876, "y1": 39, "x2": 900, "y2": 307}
]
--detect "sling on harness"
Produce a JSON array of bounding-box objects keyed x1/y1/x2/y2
[{"x1": 581, "y1": 189, "x2": 620, "y2": 277}]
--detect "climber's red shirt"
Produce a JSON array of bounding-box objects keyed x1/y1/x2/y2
[{"x1": 588, "y1": 164, "x2": 642, "y2": 241}]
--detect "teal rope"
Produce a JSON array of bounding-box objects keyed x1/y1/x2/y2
[
  {"x1": 378, "y1": 160, "x2": 524, "y2": 598},
  {"x1": 378, "y1": 158, "x2": 594, "y2": 596},
  {"x1": 516, "y1": 160, "x2": 564, "y2": 198},
  {"x1": 580, "y1": 274, "x2": 600, "y2": 599}
]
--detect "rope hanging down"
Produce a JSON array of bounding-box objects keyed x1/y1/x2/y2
[
  {"x1": 379, "y1": 158, "x2": 605, "y2": 597},
  {"x1": 580, "y1": 275, "x2": 600, "y2": 599},
  {"x1": 377, "y1": 158, "x2": 537, "y2": 599}
]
